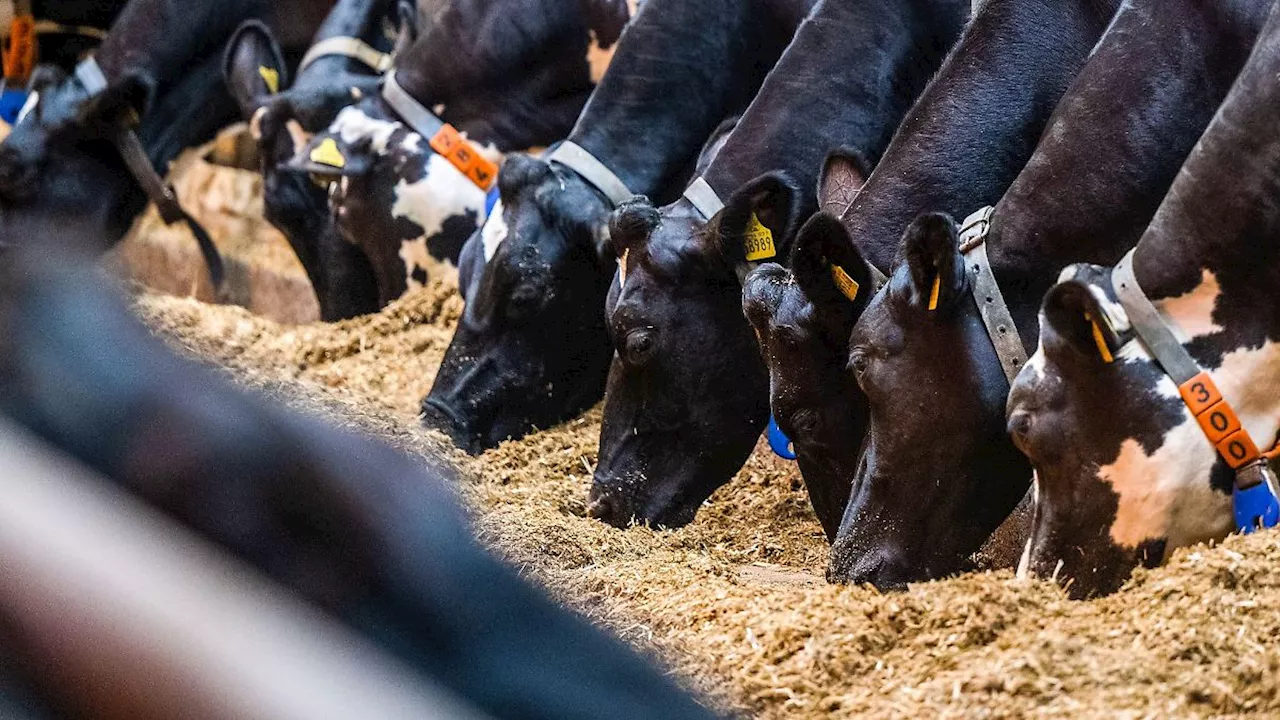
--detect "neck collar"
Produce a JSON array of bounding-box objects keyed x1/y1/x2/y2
[
  {"x1": 382, "y1": 71, "x2": 496, "y2": 190},
  {"x1": 951, "y1": 206, "x2": 1028, "y2": 385},
  {"x1": 300, "y1": 36, "x2": 393, "y2": 74},
  {"x1": 546, "y1": 141, "x2": 633, "y2": 207}
]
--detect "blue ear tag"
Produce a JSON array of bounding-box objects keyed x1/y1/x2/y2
[
  {"x1": 767, "y1": 415, "x2": 796, "y2": 460},
  {"x1": 0, "y1": 89, "x2": 30, "y2": 124},
  {"x1": 484, "y1": 186, "x2": 500, "y2": 220},
  {"x1": 1234, "y1": 477, "x2": 1280, "y2": 534}
]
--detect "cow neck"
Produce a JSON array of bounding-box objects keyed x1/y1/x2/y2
[
  {"x1": 566, "y1": 0, "x2": 785, "y2": 198},
  {"x1": 842, "y1": 0, "x2": 1121, "y2": 277},
  {"x1": 298, "y1": 0, "x2": 396, "y2": 73}
]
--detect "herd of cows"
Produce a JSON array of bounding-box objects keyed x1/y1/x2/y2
[{"x1": 0, "y1": 0, "x2": 1279, "y2": 713}]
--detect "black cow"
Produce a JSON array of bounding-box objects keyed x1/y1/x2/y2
[
  {"x1": 224, "y1": 0, "x2": 412, "y2": 320},
  {"x1": 590, "y1": 0, "x2": 967, "y2": 530},
  {"x1": 0, "y1": 0, "x2": 330, "y2": 271},
  {"x1": 282, "y1": 0, "x2": 634, "y2": 314},
  {"x1": 736, "y1": 0, "x2": 1119, "y2": 582},
  {"x1": 834, "y1": 0, "x2": 1271, "y2": 589},
  {"x1": 1007, "y1": 1, "x2": 1280, "y2": 598},
  {"x1": 0, "y1": 242, "x2": 719, "y2": 720},
  {"x1": 421, "y1": 0, "x2": 818, "y2": 454}
]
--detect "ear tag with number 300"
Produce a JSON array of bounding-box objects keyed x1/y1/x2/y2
[{"x1": 744, "y1": 213, "x2": 776, "y2": 262}]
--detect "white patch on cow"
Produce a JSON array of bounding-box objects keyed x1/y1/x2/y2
[
  {"x1": 330, "y1": 105, "x2": 401, "y2": 154},
  {"x1": 351, "y1": 87, "x2": 364, "y2": 100},
  {"x1": 1158, "y1": 269, "x2": 1224, "y2": 340},
  {"x1": 16, "y1": 91, "x2": 38, "y2": 125},
  {"x1": 392, "y1": 152, "x2": 486, "y2": 288},
  {"x1": 1016, "y1": 474, "x2": 1038, "y2": 580},
  {"x1": 481, "y1": 199, "x2": 508, "y2": 262}
]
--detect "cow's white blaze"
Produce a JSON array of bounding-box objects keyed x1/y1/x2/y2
[
  {"x1": 331, "y1": 106, "x2": 400, "y2": 154},
  {"x1": 392, "y1": 153, "x2": 485, "y2": 288},
  {"x1": 16, "y1": 91, "x2": 38, "y2": 125},
  {"x1": 1158, "y1": 268, "x2": 1224, "y2": 340},
  {"x1": 481, "y1": 199, "x2": 507, "y2": 262}
]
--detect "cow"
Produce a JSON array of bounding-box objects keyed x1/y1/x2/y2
[
  {"x1": 282, "y1": 0, "x2": 635, "y2": 314},
  {"x1": 224, "y1": 0, "x2": 413, "y2": 320},
  {"x1": 589, "y1": 0, "x2": 968, "y2": 530},
  {"x1": 0, "y1": 1, "x2": 123, "y2": 94},
  {"x1": 0, "y1": 0, "x2": 331, "y2": 282},
  {"x1": 420, "y1": 0, "x2": 819, "y2": 455},
  {"x1": 828, "y1": 0, "x2": 1271, "y2": 589},
  {"x1": 1007, "y1": 1, "x2": 1280, "y2": 598},
  {"x1": 0, "y1": 242, "x2": 719, "y2": 720}
]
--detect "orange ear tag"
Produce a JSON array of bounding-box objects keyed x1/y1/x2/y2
[
  {"x1": 1086, "y1": 312, "x2": 1114, "y2": 363},
  {"x1": 927, "y1": 274, "x2": 941, "y2": 311},
  {"x1": 831, "y1": 264, "x2": 860, "y2": 303},
  {"x1": 743, "y1": 213, "x2": 776, "y2": 262}
]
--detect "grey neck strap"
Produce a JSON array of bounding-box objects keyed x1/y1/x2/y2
[
  {"x1": 381, "y1": 71, "x2": 444, "y2": 140},
  {"x1": 1110, "y1": 250, "x2": 1201, "y2": 384},
  {"x1": 683, "y1": 176, "x2": 724, "y2": 219},
  {"x1": 958, "y1": 206, "x2": 1028, "y2": 385},
  {"x1": 300, "y1": 36, "x2": 393, "y2": 74},
  {"x1": 547, "y1": 141, "x2": 633, "y2": 207},
  {"x1": 74, "y1": 54, "x2": 107, "y2": 94}
]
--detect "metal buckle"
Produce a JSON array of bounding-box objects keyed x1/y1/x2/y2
[{"x1": 958, "y1": 206, "x2": 994, "y2": 253}]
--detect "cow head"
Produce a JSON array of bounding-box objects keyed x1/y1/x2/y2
[
  {"x1": 1006, "y1": 264, "x2": 1250, "y2": 597},
  {"x1": 422, "y1": 153, "x2": 616, "y2": 454},
  {"x1": 828, "y1": 212, "x2": 1031, "y2": 588},
  {"x1": 740, "y1": 156, "x2": 871, "y2": 542},
  {"x1": 588, "y1": 173, "x2": 804, "y2": 528}
]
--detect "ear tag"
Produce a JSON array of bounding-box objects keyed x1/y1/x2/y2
[
  {"x1": 743, "y1": 213, "x2": 777, "y2": 262},
  {"x1": 927, "y1": 274, "x2": 941, "y2": 311},
  {"x1": 831, "y1": 264, "x2": 860, "y2": 303},
  {"x1": 1085, "y1": 312, "x2": 1114, "y2": 363},
  {"x1": 767, "y1": 416, "x2": 797, "y2": 461},
  {"x1": 258, "y1": 66, "x2": 280, "y2": 95},
  {"x1": 618, "y1": 248, "x2": 630, "y2": 287},
  {"x1": 310, "y1": 138, "x2": 347, "y2": 169}
]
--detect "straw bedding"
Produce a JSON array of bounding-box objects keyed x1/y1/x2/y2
[{"x1": 132, "y1": 282, "x2": 1280, "y2": 719}]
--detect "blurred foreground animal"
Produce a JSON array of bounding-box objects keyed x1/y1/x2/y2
[{"x1": 0, "y1": 245, "x2": 718, "y2": 720}]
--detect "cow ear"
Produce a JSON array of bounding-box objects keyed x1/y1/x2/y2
[
  {"x1": 712, "y1": 172, "x2": 802, "y2": 268},
  {"x1": 899, "y1": 212, "x2": 965, "y2": 312},
  {"x1": 580, "y1": 0, "x2": 632, "y2": 48},
  {"x1": 1041, "y1": 280, "x2": 1119, "y2": 365},
  {"x1": 223, "y1": 21, "x2": 287, "y2": 120},
  {"x1": 608, "y1": 196, "x2": 660, "y2": 261},
  {"x1": 392, "y1": 1, "x2": 418, "y2": 58},
  {"x1": 791, "y1": 211, "x2": 874, "y2": 308},
  {"x1": 818, "y1": 147, "x2": 870, "y2": 216},
  {"x1": 694, "y1": 115, "x2": 738, "y2": 178}
]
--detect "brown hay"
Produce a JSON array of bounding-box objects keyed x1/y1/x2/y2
[{"x1": 132, "y1": 282, "x2": 1280, "y2": 718}]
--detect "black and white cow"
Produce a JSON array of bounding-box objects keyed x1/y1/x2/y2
[
  {"x1": 734, "y1": 0, "x2": 1119, "y2": 580},
  {"x1": 0, "y1": 0, "x2": 330, "y2": 264},
  {"x1": 0, "y1": 241, "x2": 719, "y2": 720},
  {"x1": 421, "y1": 0, "x2": 818, "y2": 455},
  {"x1": 224, "y1": 0, "x2": 411, "y2": 320},
  {"x1": 588, "y1": 0, "x2": 967, "y2": 530},
  {"x1": 286, "y1": 0, "x2": 635, "y2": 313},
  {"x1": 829, "y1": 0, "x2": 1270, "y2": 589},
  {"x1": 1007, "y1": 1, "x2": 1280, "y2": 598}
]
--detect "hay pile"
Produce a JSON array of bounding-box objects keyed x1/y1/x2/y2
[{"x1": 132, "y1": 283, "x2": 1280, "y2": 718}]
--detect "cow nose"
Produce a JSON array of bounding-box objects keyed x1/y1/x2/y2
[
  {"x1": 827, "y1": 545, "x2": 911, "y2": 591},
  {"x1": 586, "y1": 486, "x2": 633, "y2": 529},
  {"x1": 421, "y1": 396, "x2": 481, "y2": 455}
]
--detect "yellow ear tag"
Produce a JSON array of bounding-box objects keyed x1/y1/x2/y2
[
  {"x1": 831, "y1": 264, "x2": 860, "y2": 303},
  {"x1": 310, "y1": 137, "x2": 346, "y2": 169},
  {"x1": 927, "y1": 274, "x2": 941, "y2": 311},
  {"x1": 743, "y1": 213, "x2": 777, "y2": 262},
  {"x1": 1086, "y1": 312, "x2": 1114, "y2": 363},
  {"x1": 258, "y1": 66, "x2": 280, "y2": 95}
]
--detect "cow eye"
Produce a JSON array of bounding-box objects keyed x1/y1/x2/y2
[
  {"x1": 507, "y1": 285, "x2": 541, "y2": 320},
  {"x1": 624, "y1": 327, "x2": 657, "y2": 365},
  {"x1": 849, "y1": 347, "x2": 871, "y2": 379}
]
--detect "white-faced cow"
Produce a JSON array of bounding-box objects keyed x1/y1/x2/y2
[
  {"x1": 1008, "y1": 1, "x2": 1280, "y2": 598},
  {"x1": 0, "y1": 0, "x2": 331, "y2": 285},
  {"x1": 831, "y1": 0, "x2": 1271, "y2": 590},
  {"x1": 420, "y1": 0, "x2": 819, "y2": 455},
  {"x1": 283, "y1": 0, "x2": 635, "y2": 314},
  {"x1": 0, "y1": 240, "x2": 719, "y2": 720},
  {"x1": 224, "y1": 0, "x2": 414, "y2": 320},
  {"x1": 590, "y1": 0, "x2": 968, "y2": 531}
]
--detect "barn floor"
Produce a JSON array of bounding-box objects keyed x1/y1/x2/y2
[{"x1": 122, "y1": 150, "x2": 1280, "y2": 718}]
